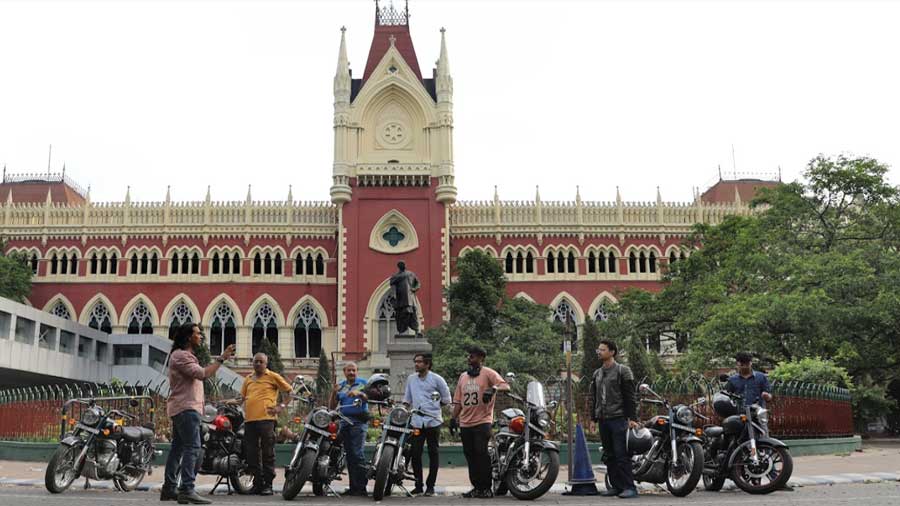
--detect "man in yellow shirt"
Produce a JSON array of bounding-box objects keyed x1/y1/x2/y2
[{"x1": 237, "y1": 352, "x2": 292, "y2": 495}]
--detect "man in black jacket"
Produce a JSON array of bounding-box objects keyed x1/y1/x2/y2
[{"x1": 590, "y1": 339, "x2": 639, "y2": 499}]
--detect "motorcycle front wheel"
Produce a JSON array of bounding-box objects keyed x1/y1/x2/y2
[
  {"x1": 44, "y1": 445, "x2": 80, "y2": 494},
  {"x1": 665, "y1": 441, "x2": 703, "y2": 497},
  {"x1": 506, "y1": 448, "x2": 559, "y2": 500},
  {"x1": 372, "y1": 445, "x2": 395, "y2": 501},
  {"x1": 282, "y1": 448, "x2": 316, "y2": 500},
  {"x1": 730, "y1": 443, "x2": 793, "y2": 494}
]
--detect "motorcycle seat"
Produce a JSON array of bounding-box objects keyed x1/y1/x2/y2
[
  {"x1": 704, "y1": 426, "x2": 724, "y2": 438},
  {"x1": 123, "y1": 426, "x2": 155, "y2": 442}
]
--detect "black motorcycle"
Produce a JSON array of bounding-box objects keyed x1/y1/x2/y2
[
  {"x1": 196, "y1": 401, "x2": 254, "y2": 494},
  {"x1": 489, "y1": 378, "x2": 560, "y2": 500},
  {"x1": 701, "y1": 387, "x2": 793, "y2": 494},
  {"x1": 46, "y1": 398, "x2": 156, "y2": 493},
  {"x1": 282, "y1": 376, "x2": 357, "y2": 500},
  {"x1": 606, "y1": 384, "x2": 705, "y2": 497},
  {"x1": 367, "y1": 392, "x2": 442, "y2": 501}
]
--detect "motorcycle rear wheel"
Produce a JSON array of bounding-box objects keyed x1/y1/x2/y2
[
  {"x1": 730, "y1": 443, "x2": 793, "y2": 495},
  {"x1": 45, "y1": 445, "x2": 79, "y2": 494},
  {"x1": 230, "y1": 467, "x2": 255, "y2": 494}
]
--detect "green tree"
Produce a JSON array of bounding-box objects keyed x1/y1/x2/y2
[
  {"x1": 580, "y1": 318, "x2": 603, "y2": 379},
  {"x1": 770, "y1": 357, "x2": 852, "y2": 388},
  {"x1": 0, "y1": 249, "x2": 32, "y2": 303},
  {"x1": 316, "y1": 347, "x2": 332, "y2": 402},
  {"x1": 428, "y1": 251, "x2": 564, "y2": 383},
  {"x1": 258, "y1": 338, "x2": 285, "y2": 375}
]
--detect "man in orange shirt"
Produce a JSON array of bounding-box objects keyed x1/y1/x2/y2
[
  {"x1": 451, "y1": 345, "x2": 509, "y2": 499},
  {"x1": 237, "y1": 352, "x2": 293, "y2": 495}
]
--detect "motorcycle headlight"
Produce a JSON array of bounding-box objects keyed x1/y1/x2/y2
[
  {"x1": 312, "y1": 409, "x2": 331, "y2": 428},
  {"x1": 536, "y1": 411, "x2": 551, "y2": 428},
  {"x1": 388, "y1": 407, "x2": 410, "y2": 427},
  {"x1": 756, "y1": 408, "x2": 769, "y2": 427},
  {"x1": 675, "y1": 406, "x2": 694, "y2": 425},
  {"x1": 80, "y1": 407, "x2": 102, "y2": 427}
]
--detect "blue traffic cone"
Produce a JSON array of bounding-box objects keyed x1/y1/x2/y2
[{"x1": 562, "y1": 423, "x2": 599, "y2": 495}]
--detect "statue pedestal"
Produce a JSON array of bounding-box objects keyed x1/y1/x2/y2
[{"x1": 386, "y1": 334, "x2": 431, "y2": 398}]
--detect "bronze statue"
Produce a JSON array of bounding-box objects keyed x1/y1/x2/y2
[{"x1": 390, "y1": 261, "x2": 421, "y2": 336}]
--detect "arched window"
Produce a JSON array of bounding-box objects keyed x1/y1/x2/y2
[
  {"x1": 553, "y1": 299, "x2": 578, "y2": 352},
  {"x1": 127, "y1": 301, "x2": 153, "y2": 334},
  {"x1": 525, "y1": 252, "x2": 534, "y2": 273},
  {"x1": 315, "y1": 254, "x2": 324, "y2": 275},
  {"x1": 588, "y1": 251, "x2": 596, "y2": 273},
  {"x1": 639, "y1": 252, "x2": 647, "y2": 273},
  {"x1": 264, "y1": 253, "x2": 272, "y2": 274},
  {"x1": 100, "y1": 253, "x2": 108, "y2": 274},
  {"x1": 669, "y1": 251, "x2": 677, "y2": 265},
  {"x1": 170, "y1": 253, "x2": 179, "y2": 274},
  {"x1": 294, "y1": 303, "x2": 322, "y2": 359},
  {"x1": 375, "y1": 293, "x2": 396, "y2": 354},
  {"x1": 505, "y1": 252, "x2": 513, "y2": 273},
  {"x1": 50, "y1": 301, "x2": 71, "y2": 320},
  {"x1": 515, "y1": 252, "x2": 524, "y2": 273},
  {"x1": 109, "y1": 253, "x2": 118, "y2": 274},
  {"x1": 151, "y1": 253, "x2": 159, "y2": 274},
  {"x1": 567, "y1": 251, "x2": 576, "y2": 273},
  {"x1": 253, "y1": 253, "x2": 262, "y2": 274},
  {"x1": 628, "y1": 252, "x2": 637, "y2": 274},
  {"x1": 294, "y1": 253, "x2": 303, "y2": 275},
  {"x1": 547, "y1": 252, "x2": 555, "y2": 273},
  {"x1": 211, "y1": 253, "x2": 220, "y2": 274},
  {"x1": 180, "y1": 253, "x2": 189, "y2": 274},
  {"x1": 251, "y1": 302, "x2": 278, "y2": 355},
  {"x1": 69, "y1": 253, "x2": 77, "y2": 274},
  {"x1": 222, "y1": 253, "x2": 230, "y2": 274},
  {"x1": 30, "y1": 253, "x2": 38, "y2": 274},
  {"x1": 232, "y1": 253, "x2": 240, "y2": 274},
  {"x1": 60, "y1": 253, "x2": 68, "y2": 274},
  {"x1": 274, "y1": 253, "x2": 283, "y2": 275},
  {"x1": 168, "y1": 301, "x2": 194, "y2": 339},
  {"x1": 557, "y1": 252, "x2": 565, "y2": 273},
  {"x1": 594, "y1": 301, "x2": 612, "y2": 321},
  {"x1": 51, "y1": 254, "x2": 59, "y2": 274},
  {"x1": 90, "y1": 254, "x2": 99, "y2": 274},
  {"x1": 209, "y1": 303, "x2": 236, "y2": 356},
  {"x1": 88, "y1": 302, "x2": 113, "y2": 334},
  {"x1": 608, "y1": 252, "x2": 617, "y2": 273},
  {"x1": 140, "y1": 253, "x2": 149, "y2": 274},
  {"x1": 305, "y1": 254, "x2": 314, "y2": 275},
  {"x1": 649, "y1": 252, "x2": 657, "y2": 273},
  {"x1": 190, "y1": 253, "x2": 199, "y2": 274}
]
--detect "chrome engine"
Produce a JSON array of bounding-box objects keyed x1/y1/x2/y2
[{"x1": 83, "y1": 440, "x2": 120, "y2": 479}]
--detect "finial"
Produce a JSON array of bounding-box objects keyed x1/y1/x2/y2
[
  {"x1": 61, "y1": 163, "x2": 66, "y2": 177},
  {"x1": 493, "y1": 185, "x2": 499, "y2": 201},
  {"x1": 205, "y1": 185, "x2": 211, "y2": 201},
  {"x1": 734, "y1": 185, "x2": 742, "y2": 205},
  {"x1": 718, "y1": 164, "x2": 722, "y2": 181},
  {"x1": 2, "y1": 164, "x2": 6, "y2": 181},
  {"x1": 535, "y1": 185, "x2": 541, "y2": 201},
  {"x1": 576, "y1": 185, "x2": 582, "y2": 201},
  {"x1": 6, "y1": 187, "x2": 13, "y2": 204},
  {"x1": 341, "y1": 25, "x2": 346, "y2": 33},
  {"x1": 287, "y1": 184, "x2": 293, "y2": 202},
  {"x1": 125, "y1": 185, "x2": 131, "y2": 203},
  {"x1": 616, "y1": 186, "x2": 622, "y2": 203},
  {"x1": 165, "y1": 185, "x2": 171, "y2": 202},
  {"x1": 45, "y1": 187, "x2": 53, "y2": 204},
  {"x1": 656, "y1": 186, "x2": 662, "y2": 203},
  {"x1": 388, "y1": 34, "x2": 396, "y2": 47},
  {"x1": 246, "y1": 184, "x2": 252, "y2": 203}
]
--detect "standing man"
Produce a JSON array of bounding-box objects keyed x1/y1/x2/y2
[
  {"x1": 335, "y1": 362, "x2": 369, "y2": 496},
  {"x1": 451, "y1": 345, "x2": 509, "y2": 499},
  {"x1": 404, "y1": 353, "x2": 452, "y2": 496},
  {"x1": 590, "y1": 339, "x2": 639, "y2": 500},
  {"x1": 726, "y1": 352, "x2": 773, "y2": 426},
  {"x1": 238, "y1": 353, "x2": 293, "y2": 495},
  {"x1": 162, "y1": 323, "x2": 235, "y2": 504}
]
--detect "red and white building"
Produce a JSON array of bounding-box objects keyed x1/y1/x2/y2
[{"x1": 0, "y1": 2, "x2": 776, "y2": 375}]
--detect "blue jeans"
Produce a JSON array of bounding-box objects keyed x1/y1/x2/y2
[
  {"x1": 164, "y1": 410, "x2": 202, "y2": 492},
  {"x1": 599, "y1": 417, "x2": 635, "y2": 492},
  {"x1": 340, "y1": 422, "x2": 368, "y2": 493}
]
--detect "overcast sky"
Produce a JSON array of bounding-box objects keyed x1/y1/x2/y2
[{"x1": 1, "y1": 0, "x2": 898, "y2": 204}]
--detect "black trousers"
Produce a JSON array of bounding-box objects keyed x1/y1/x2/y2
[
  {"x1": 410, "y1": 426, "x2": 441, "y2": 489},
  {"x1": 244, "y1": 420, "x2": 276, "y2": 486},
  {"x1": 599, "y1": 417, "x2": 635, "y2": 492},
  {"x1": 460, "y1": 423, "x2": 492, "y2": 491}
]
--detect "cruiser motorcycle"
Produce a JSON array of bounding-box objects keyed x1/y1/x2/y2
[
  {"x1": 700, "y1": 383, "x2": 793, "y2": 494},
  {"x1": 489, "y1": 378, "x2": 560, "y2": 500},
  {"x1": 196, "y1": 401, "x2": 254, "y2": 494},
  {"x1": 282, "y1": 376, "x2": 358, "y2": 500},
  {"x1": 367, "y1": 392, "x2": 442, "y2": 501},
  {"x1": 45, "y1": 398, "x2": 156, "y2": 493},
  {"x1": 606, "y1": 384, "x2": 705, "y2": 497}
]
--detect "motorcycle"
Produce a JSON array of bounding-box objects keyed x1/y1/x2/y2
[
  {"x1": 606, "y1": 384, "x2": 705, "y2": 497},
  {"x1": 367, "y1": 392, "x2": 442, "y2": 501},
  {"x1": 46, "y1": 397, "x2": 157, "y2": 493},
  {"x1": 488, "y1": 377, "x2": 560, "y2": 500},
  {"x1": 282, "y1": 375, "x2": 358, "y2": 500},
  {"x1": 195, "y1": 400, "x2": 254, "y2": 494},
  {"x1": 700, "y1": 384, "x2": 793, "y2": 494}
]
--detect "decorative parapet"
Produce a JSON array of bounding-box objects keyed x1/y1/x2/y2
[
  {"x1": 449, "y1": 198, "x2": 752, "y2": 239},
  {"x1": 0, "y1": 199, "x2": 339, "y2": 241}
]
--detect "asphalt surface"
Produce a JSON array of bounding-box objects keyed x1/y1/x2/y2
[{"x1": 1, "y1": 482, "x2": 899, "y2": 506}]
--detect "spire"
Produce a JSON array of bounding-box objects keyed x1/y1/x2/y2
[
  {"x1": 334, "y1": 26, "x2": 351, "y2": 99},
  {"x1": 734, "y1": 185, "x2": 742, "y2": 205},
  {"x1": 438, "y1": 28, "x2": 450, "y2": 76},
  {"x1": 6, "y1": 187, "x2": 13, "y2": 204},
  {"x1": 165, "y1": 185, "x2": 171, "y2": 203},
  {"x1": 287, "y1": 184, "x2": 293, "y2": 203},
  {"x1": 493, "y1": 185, "x2": 499, "y2": 202},
  {"x1": 535, "y1": 185, "x2": 541, "y2": 203},
  {"x1": 125, "y1": 185, "x2": 131, "y2": 203},
  {"x1": 205, "y1": 185, "x2": 211, "y2": 202},
  {"x1": 246, "y1": 184, "x2": 252, "y2": 204},
  {"x1": 436, "y1": 27, "x2": 453, "y2": 102},
  {"x1": 45, "y1": 187, "x2": 53, "y2": 205},
  {"x1": 656, "y1": 186, "x2": 662, "y2": 204},
  {"x1": 616, "y1": 186, "x2": 622, "y2": 205},
  {"x1": 576, "y1": 185, "x2": 582, "y2": 203}
]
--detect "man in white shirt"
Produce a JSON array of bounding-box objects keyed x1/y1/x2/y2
[{"x1": 403, "y1": 353, "x2": 451, "y2": 496}]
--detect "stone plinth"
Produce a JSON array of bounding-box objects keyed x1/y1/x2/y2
[{"x1": 386, "y1": 334, "x2": 431, "y2": 397}]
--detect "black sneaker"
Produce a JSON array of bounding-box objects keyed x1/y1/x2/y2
[
  {"x1": 160, "y1": 488, "x2": 178, "y2": 501},
  {"x1": 176, "y1": 490, "x2": 212, "y2": 505},
  {"x1": 424, "y1": 487, "x2": 435, "y2": 497},
  {"x1": 479, "y1": 489, "x2": 494, "y2": 499},
  {"x1": 462, "y1": 488, "x2": 478, "y2": 498},
  {"x1": 259, "y1": 485, "x2": 274, "y2": 496},
  {"x1": 411, "y1": 487, "x2": 424, "y2": 495}
]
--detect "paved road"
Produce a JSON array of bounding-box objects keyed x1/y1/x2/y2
[{"x1": 1, "y1": 482, "x2": 899, "y2": 506}]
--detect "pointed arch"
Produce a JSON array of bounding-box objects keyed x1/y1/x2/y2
[
  {"x1": 587, "y1": 292, "x2": 619, "y2": 322},
  {"x1": 119, "y1": 294, "x2": 160, "y2": 329},
  {"x1": 246, "y1": 294, "x2": 286, "y2": 328},
  {"x1": 548, "y1": 292, "x2": 585, "y2": 325},
  {"x1": 42, "y1": 294, "x2": 77, "y2": 321},
  {"x1": 202, "y1": 293, "x2": 245, "y2": 328},
  {"x1": 285, "y1": 295, "x2": 330, "y2": 329},
  {"x1": 79, "y1": 293, "x2": 119, "y2": 327},
  {"x1": 513, "y1": 292, "x2": 535, "y2": 303},
  {"x1": 161, "y1": 294, "x2": 201, "y2": 328},
  {"x1": 369, "y1": 209, "x2": 420, "y2": 254}
]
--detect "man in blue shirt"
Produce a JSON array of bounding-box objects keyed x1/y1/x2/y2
[
  {"x1": 403, "y1": 353, "x2": 452, "y2": 496},
  {"x1": 335, "y1": 362, "x2": 369, "y2": 496},
  {"x1": 726, "y1": 352, "x2": 773, "y2": 408}
]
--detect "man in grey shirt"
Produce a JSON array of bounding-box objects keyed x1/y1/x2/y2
[{"x1": 403, "y1": 353, "x2": 452, "y2": 496}]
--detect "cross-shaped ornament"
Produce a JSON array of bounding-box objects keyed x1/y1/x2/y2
[{"x1": 382, "y1": 226, "x2": 405, "y2": 247}]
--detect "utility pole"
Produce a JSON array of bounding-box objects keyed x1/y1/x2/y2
[{"x1": 564, "y1": 315, "x2": 575, "y2": 481}]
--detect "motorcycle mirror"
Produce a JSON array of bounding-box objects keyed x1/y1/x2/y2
[
  {"x1": 548, "y1": 400, "x2": 558, "y2": 409},
  {"x1": 718, "y1": 373, "x2": 729, "y2": 382},
  {"x1": 353, "y1": 398, "x2": 362, "y2": 407},
  {"x1": 128, "y1": 398, "x2": 140, "y2": 408},
  {"x1": 506, "y1": 372, "x2": 516, "y2": 381},
  {"x1": 431, "y1": 391, "x2": 441, "y2": 402},
  {"x1": 697, "y1": 397, "x2": 707, "y2": 405},
  {"x1": 293, "y1": 375, "x2": 305, "y2": 384},
  {"x1": 639, "y1": 383, "x2": 651, "y2": 393}
]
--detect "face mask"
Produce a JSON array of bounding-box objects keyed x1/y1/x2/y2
[{"x1": 467, "y1": 365, "x2": 481, "y2": 377}]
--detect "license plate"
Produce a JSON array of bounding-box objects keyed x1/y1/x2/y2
[
  {"x1": 305, "y1": 425, "x2": 332, "y2": 437},
  {"x1": 76, "y1": 423, "x2": 99, "y2": 434},
  {"x1": 385, "y1": 425, "x2": 412, "y2": 433}
]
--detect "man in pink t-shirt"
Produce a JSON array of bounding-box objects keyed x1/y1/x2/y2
[{"x1": 451, "y1": 345, "x2": 509, "y2": 498}]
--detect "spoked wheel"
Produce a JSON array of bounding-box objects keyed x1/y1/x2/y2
[
  {"x1": 730, "y1": 443, "x2": 793, "y2": 494},
  {"x1": 505, "y1": 448, "x2": 559, "y2": 500},
  {"x1": 114, "y1": 467, "x2": 146, "y2": 492},
  {"x1": 282, "y1": 448, "x2": 316, "y2": 500},
  {"x1": 372, "y1": 445, "x2": 395, "y2": 501},
  {"x1": 230, "y1": 467, "x2": 255, "y2": 495},
  {"x1": 665, "y1": 441, "x2": 703, "y2": 497},
  {"x1": 45, "y1": 445, "x2": 80, "y2": 494}
]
